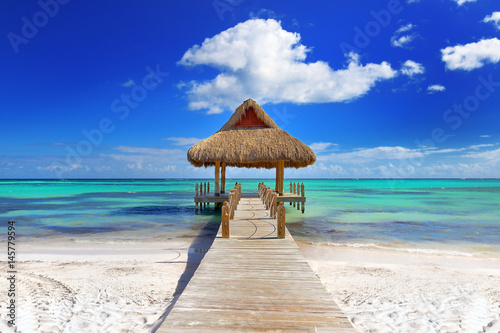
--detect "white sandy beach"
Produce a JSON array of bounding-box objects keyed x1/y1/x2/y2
[
  {"x1": 299, "y1": 242, "x2": 500, "y2": 333},
  {"x1": 1, "y1": 239, "x2": 499, "y2": 332}
]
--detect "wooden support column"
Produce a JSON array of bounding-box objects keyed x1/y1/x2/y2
[
  {"x1": 293, "y1": 182, "x2": 296, "y2": 207},
  {"x1": 215, "y1": 161, "x2": 220, "y2": 196},
  {"x1": 221, "y1": 163, "x2": 226, "y2": 194},
  {"x1": 279, "y1": 160, "x2": 285, "y2": 195},
  {"x1": 275, "y1": 162, "x2": 280, "y2": 194}
]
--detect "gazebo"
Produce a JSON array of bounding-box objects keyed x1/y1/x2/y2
[{"x1": 188, "y1": 98, "x2": 316, "y2": 201}]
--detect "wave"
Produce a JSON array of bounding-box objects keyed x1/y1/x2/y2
[{"x1": 314, "y1": 241, "x2": 500, "y2": 258}]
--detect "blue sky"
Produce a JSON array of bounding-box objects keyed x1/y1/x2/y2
[{"x1": 1, "y1": 0, "x2": 500, "y2": 178}]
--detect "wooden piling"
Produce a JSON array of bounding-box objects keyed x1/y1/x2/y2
[
  {"x1": 195, "y1": 183, "x2": 199, "y2": 212},
  {"x1": 203, "y1": 182, "x2": 207, "y2": 208},
  {"x1": 293, "y1": 182, "x2": 296, "y2": 207},
  {"x1": 297, "y1": 182, "x2": 301, "y2": 211},
  {"x1": 277, "y1": 202, "x2": 285, "y2": 238},
  {"x1": 221, "y1": 201, "x2": 230, "y2": 238},
  {"x1": 301, "y1": 183, "x2": 305, "y2": 213}
]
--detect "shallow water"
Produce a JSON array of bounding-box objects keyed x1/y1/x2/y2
[{"x1": 1, "y1": 179, "x2": 499, "y2": 256}]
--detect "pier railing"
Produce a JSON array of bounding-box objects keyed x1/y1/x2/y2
[
  {"x1": 194, "y1": 181, "x2": 211, "y2": 212},
  {"x1": 290, "y1": 182, "x2": 305, "y2": 213},
  {"x1": 258, "y1": 183, "x2": 285, "y2": 238},
  {"x1": 220, "y1": 183, "x2": 241, "y2": 238}
]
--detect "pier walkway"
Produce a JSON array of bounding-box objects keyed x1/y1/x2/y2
[{"x1": 158, "y1": 196, "x2": 355, "y2": 332}]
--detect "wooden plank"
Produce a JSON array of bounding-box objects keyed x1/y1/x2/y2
[{"x1": 158, "y1": 197, "x2": 355, "y2": 332}]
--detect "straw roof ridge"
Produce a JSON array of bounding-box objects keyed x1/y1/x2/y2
[{"x1": 218, "y1": 98, "x2": 278, "y2": 131}]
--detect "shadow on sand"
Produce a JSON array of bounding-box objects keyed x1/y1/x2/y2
[{"x1": 151, "y1": 220, "x2": 219, "y2": 332}]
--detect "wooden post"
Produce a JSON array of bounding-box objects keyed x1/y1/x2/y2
[
  {"x1": 221, "y1": 163, "x2": 226, "y2": 194},
  {"x1": 290, "y1": 182, "x2": 293, "y2": 205},
  {"x1": 293, "y1": 182, "x2": 296, "y2": 207},
  {"x1": 215, "y1": 161, "x2": 220, "y2": 196},
  {"x1": 297, "y1": 182, "x2": 301, "y2": 211},
  {"x1": 195, "y1": 183, "x2": 199, "y2": 212},
  {"x1": 203, "y1": 182, "x2": 206, "y2": 208},
  {"x1": 271, "y1": 190, "x2": 277, "y2": 218},
  {"x1": 199, "y1": 182, "x2": 203, "y2": 209},
  {"x1": 221, "y1": 201, "x2": 230, "y2": 238},
  {"x1": 277, "y1": 202, "x2": 285, "y2": 239},
  {"x1": 229, "y1": 190, "x2": 235, "y2": 219},
  {"x1": 233, "y1": 186, "x2": 238, "y2": 210},
  {"x1": 266, "y1": 187, "x2": 271, "y2": 209},
  {"x1": 301, "y1": 183, "x2": 305, "y2": 213}
]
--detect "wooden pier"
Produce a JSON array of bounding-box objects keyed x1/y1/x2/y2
[{"x1": 159, "y1": 195, "x2": 355, "y2": 332}]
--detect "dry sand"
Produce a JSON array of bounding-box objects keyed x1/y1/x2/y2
[
  {"x1": 1, "y1": 238, "x2": 499, "y2": 332},
  {"x1": 0, "y1": 239, "x2": 208, "y2": 333},
  {"x1": 299, "y1": 242, "x2": 500, "y2": 333}
]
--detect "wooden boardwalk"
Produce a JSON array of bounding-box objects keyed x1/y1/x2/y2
[{"x1": 158, "y1": 197, "x2": 355, "y2": 332}]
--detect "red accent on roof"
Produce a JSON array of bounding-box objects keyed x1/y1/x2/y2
[{"x1": 234, "y1": 107, "x2": 268, "y2": 128}]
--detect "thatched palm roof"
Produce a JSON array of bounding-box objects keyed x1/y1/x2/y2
[{"x1": 187, "y1": 99, "x2": 316, "y2": 169}]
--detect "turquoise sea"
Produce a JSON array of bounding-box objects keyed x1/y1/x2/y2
[{"x1": 1, "y1": 179, "x2": 499, "y2": 257}]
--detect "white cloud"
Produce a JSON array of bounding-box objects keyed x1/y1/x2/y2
[
  {"x1": 319, "y1": 146, "x2": 424, "y2": 164},
  {"x1": 249, "y1": 9, "x2": 278, "y2": 20},
  {"x1": 453, "y1": 0, "x2": 477, "y2": 5},
  {"x1": 461, "y1": 147, "x2": 500, "y2": 161},
  {"x1": 391, "y1": 24, "x2": 417, "y2": 48},
  {"x1": 483, "y1": 12, "x2": 500, "y2": 30},
  {"x1": 309, "y1": 142, "x2": 338, "y2": 153},
  {"x1": 441, "y1": 38, "x2": 500, "y2": 70},
  {"x1": 421, "y1": 144, "x2": 494, "y2": 154},
  {"x1": 392, "y1": 35, "x2": 415, "y2": 48},
  {"x1": 178, "y1": 19, "x2": 397, "y2": 114},
  {"x1": 121, "y1": 79, "x2": 135, "y2": 87},
  {"x1": 103, "y1": 146, "x2": 186, "y2": 164},
  {"x1": 427, "y1": 84, "x2": 446, "y2": 94},
  {"x1": 37, "y1": 164, "x2": 90, "y2": 172},
  {"x1": 164, "y1": 137, "x2": 203, "y2": 146},
  {"x1": 400, "y1": 60, "x2": 425, "y2": 76},
  {"x1": 396, "y1": 23, "x2": 415, "y2": 33},
  {"x1": 480, "y1": 135, "x2": 491, "y2": 138}
]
